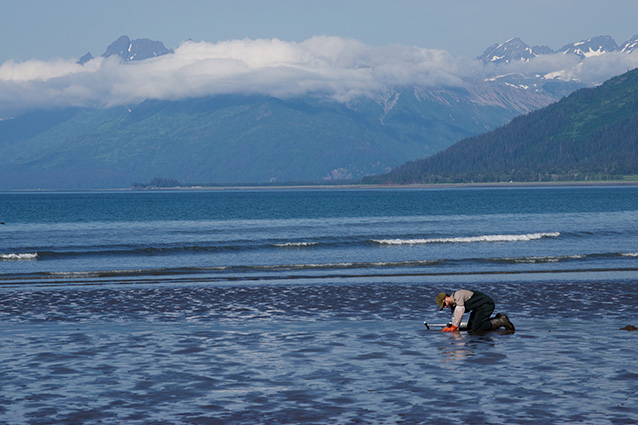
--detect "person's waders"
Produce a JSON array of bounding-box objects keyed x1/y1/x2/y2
[{"x1": 462, "y1": 290, "x2": 495, "y2": 331}]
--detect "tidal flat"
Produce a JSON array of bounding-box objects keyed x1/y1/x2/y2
[{"x1": 1, "y1": 280, "x2": 637, "y2": 424}]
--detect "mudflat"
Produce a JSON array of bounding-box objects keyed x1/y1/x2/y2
[{"x1": 1, "y1": 280, "x2": 636, "y2": 424}]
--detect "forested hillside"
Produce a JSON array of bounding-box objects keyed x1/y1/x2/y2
[{"x1": 363, "y1": 68, "x2": 638, "y2": 184}]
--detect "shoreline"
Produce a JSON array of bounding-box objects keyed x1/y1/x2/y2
[
  {"x1": 178, "y1": 180, "x2": 638, "y2": 191},
  {"x1": 4, "y1": 180, "x2": 638, "y2": 193}
]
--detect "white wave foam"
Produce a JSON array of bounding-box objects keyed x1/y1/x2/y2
[
  {"x1": 513, "y1": 254, "x2": 584, "y2": 263},
  {"x1": 514, "y1": 257, "x2": 559, "y2": 263},
  {"x1": 272, "y1": 242, "x2": 319, "y2": 248},
  {"x1": 373, "y1": 232, "x2": 560, "y2": 245},
  {"x1": 254, "y1": 259, "x2": 443, "y2": 272},
  {"x1": 1, "y1": 252, "x2": 38, "y2": 261},
  {"x1": 621, "y1": 253, "x2": 638, "y2": 257},
  {"x1": 49, "y1": 271, "x2": 102, "y2": 278}
]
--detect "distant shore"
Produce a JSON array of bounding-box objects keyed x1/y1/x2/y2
[
  {"x1": 4, "y1": 180, "x2": 638, "y2": 192},
  {"x1": 130, "y1": 180, "x2": 638, "y2": 191}
]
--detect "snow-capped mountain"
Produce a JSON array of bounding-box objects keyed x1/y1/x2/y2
[
  {"x1": 478, "y1": 34, "x2": 638, "y2": 65},
  {"x1": 3, "y1": 33, "x2": 638, "y2": 189},
  {"x1": 476, "y1": 37, "x2": 553, "y2": 64},
  {"x1": 620, "y1": 34, "x2": 638, "y2": 53},
  {"x1": 558, "y1": 35, "x2": 619, "y2": 58},
  {"x1": 477, "y1": 34, "x2": 638, "y2": 89},
  {"x1": 102, "y1": 35, "x2": 170, "y2": 62}
]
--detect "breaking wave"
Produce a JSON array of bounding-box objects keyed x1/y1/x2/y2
[
  {"x1": 1, "y1": 252, "x2": 38, "y2": 261},
  {"x1": 372, "y1": 232, "x2": 560, "y2": 245},
  {"x1": 271, "y1": 242, "x2": 319, "y2": 248}
]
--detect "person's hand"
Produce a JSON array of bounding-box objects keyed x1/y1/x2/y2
[{"x1": 442, "y1": 325, "x2": 458, "y2": 332}]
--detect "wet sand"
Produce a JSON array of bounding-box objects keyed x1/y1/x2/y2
[{"x1": 1, "y1": 280, "x2": 637, "y2": 424}]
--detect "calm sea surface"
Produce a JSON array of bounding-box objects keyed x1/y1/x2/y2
[
  {"x1": 1, "y1": 187, "x2": 637, "y2": 424},
  {"x1": 2, "y1": 187, "x2": 638, "y2": 286}
]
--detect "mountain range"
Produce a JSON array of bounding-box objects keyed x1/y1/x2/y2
[
  {"x1": 362, "y1": 67, "x2": 638, "y2": 184},
  {"x1": 1, "y1": 33, "x2": 637, "y2": 189},
  {"x1": 477, "y1": 34, "x2": 638, "y2": 65}
]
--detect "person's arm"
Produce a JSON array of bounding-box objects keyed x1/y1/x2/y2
[
  {"x1": 443, "y1": 305, "x2": 464, "y2": 332},
  {"x1": 451, "y1": 306, "x2": 465, "y2": 328}
]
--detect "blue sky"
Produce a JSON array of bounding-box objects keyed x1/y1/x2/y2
[{"x1": 3, "y1": 0, "x2": 638, "y2": 63}]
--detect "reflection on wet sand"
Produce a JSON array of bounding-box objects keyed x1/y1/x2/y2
[{"x1": 438, "y1": 330, "x2": 514, "y2": 363}]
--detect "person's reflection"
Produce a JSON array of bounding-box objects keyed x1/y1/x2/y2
[
  {"x1": 439, "y1": 332, "x2": 501, "y2": 362},
  {"x1": 439, "y1": 331, "x2": 471, "y2": 362}
]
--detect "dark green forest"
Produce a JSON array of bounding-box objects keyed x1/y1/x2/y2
[{"x1": 363, "y1": 68, "x2": 638, "y2": 184}]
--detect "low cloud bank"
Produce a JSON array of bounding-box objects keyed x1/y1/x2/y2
[{"x1": 1, "y1": 36, "x2": 638, "y2": 116}]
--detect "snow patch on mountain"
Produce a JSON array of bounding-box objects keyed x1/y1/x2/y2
[{"x1": 620, "y1": 34, "x2": 638, "y2": 53}]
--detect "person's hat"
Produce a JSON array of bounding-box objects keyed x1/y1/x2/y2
[{"x1": 436, "y1": 292, "x2": 447, "y2": 310}]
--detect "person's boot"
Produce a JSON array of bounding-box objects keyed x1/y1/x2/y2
[
  {"x1": 490, "y1": 313, "x2": 515, "y2": 331},
  {"x1": 500, "y1": 313, "x2": 515, "y2": 331},
  {"x1": 490, "y1": 316, "x2": 504, "y2": 330}
]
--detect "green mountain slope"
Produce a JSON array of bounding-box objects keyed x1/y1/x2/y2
[{"x1": 363, "y1": 68, "x2": 638, "y2": 184}]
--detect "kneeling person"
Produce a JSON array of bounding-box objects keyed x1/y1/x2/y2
[{"x1": 436, "y1": 290, "x2": 515, "y2": 332}]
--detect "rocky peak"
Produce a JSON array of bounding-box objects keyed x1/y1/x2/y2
[
  {"x1": 559, "y1": 35, "x2": 619, "y2": 58},
  {"x1": 476, "y1": 37, "x2": 553, "y2": 64},
  {"x1": 77, "y1": 52, "x2": 94, "y2": 65},
  {"x1": 102, "y1": 35, "x2": 170, "y2": 62},
  {"x1": 620, "y1": 34, "x2": 638, "y2": 54}
]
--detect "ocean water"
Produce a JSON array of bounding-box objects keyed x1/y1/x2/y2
[{"x1": 1, "y1": 187, "x2": 637, "y2": 424}]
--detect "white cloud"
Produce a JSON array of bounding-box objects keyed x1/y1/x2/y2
[
  {"x1": 497, "y1": 50, "x2": 638, "y2": 83},
  {"x1": 1, "y1": 36, "x2": 637, "y2": 116},
  {"x1": 0, "y1": 58, "x2": 85, "y2": 82},
  {"x1": 0, "y1": 37, "x2": 476, "y2": 114},
  {"x1": 569, "y1": 51, "x2": 638, "y2": 84}
]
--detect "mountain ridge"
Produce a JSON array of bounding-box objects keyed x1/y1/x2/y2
[
  {"x1": 0, "y1": 84, "x2": 549, "y2": 189},
  {"x1": 362, "y1": 67, "x2": 638, "y2": 185},
  {"x1": 1, "y1": 33, "x2": 637, "y2": 189},
  {"x1": 102, "y1": 35, "x2": 171, "y2": 62},
  {"x1": 477, "y1": 34, "x2": 638, "y2": 64}
]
